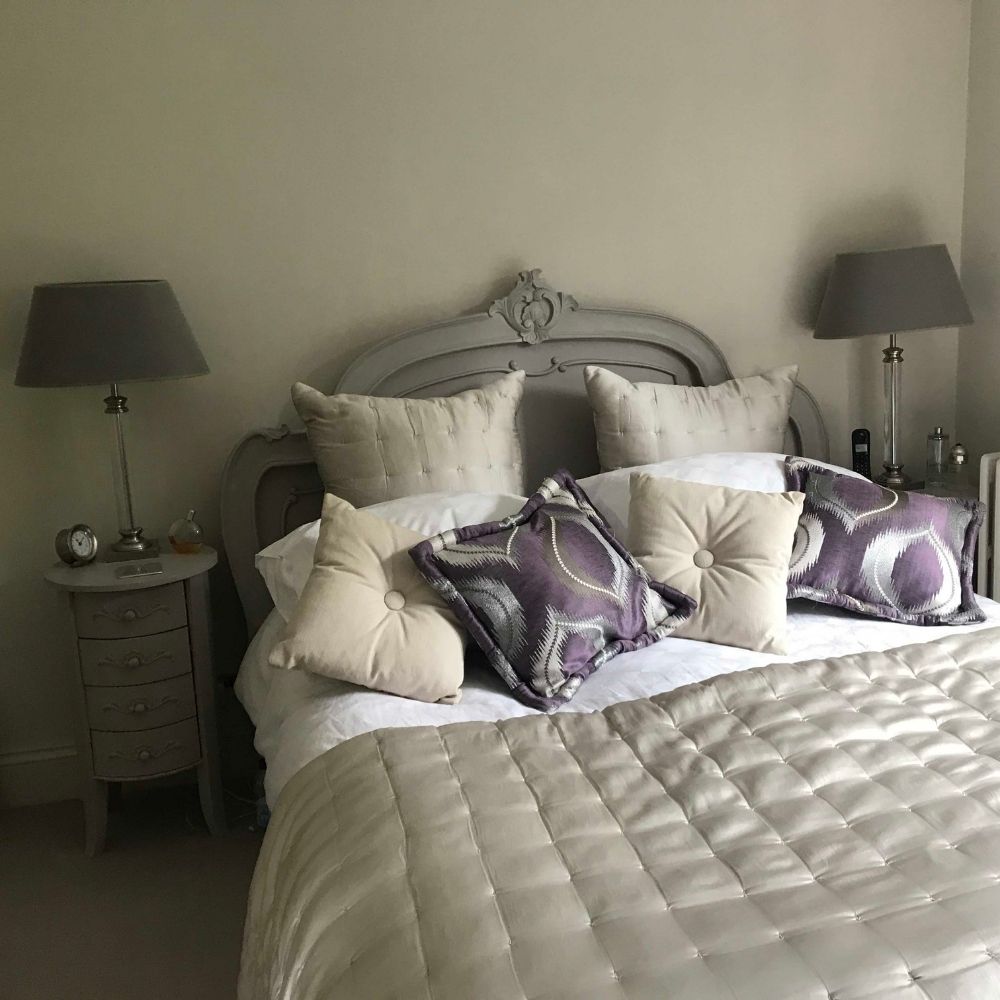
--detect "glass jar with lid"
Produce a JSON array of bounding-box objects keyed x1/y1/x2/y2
[
  {"x1": 926, "y1": 427, "x2": 949, "y2": 489},
  {"x1": 946, "y1": 443, "x2": 970, "y2": 492}
]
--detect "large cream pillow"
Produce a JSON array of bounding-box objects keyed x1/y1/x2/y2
[
  {"x1": 269, "y1": 494, "x2": 465, "y2": 703},
  {"x1": 628, "y1": 474, "x2": 804, "y2": 654},
  {"x1": 584, "y1": 364, "x2": 798, "y2": 471},
  {"x1": 292, "y1": 370, "x2": 525, "y2": 507}
]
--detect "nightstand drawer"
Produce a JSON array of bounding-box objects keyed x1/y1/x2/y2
[
  {"x1": 73, "y1": 582, "x2": 187, "y2": 639},
  {"x1": 78, "y1": 627, "x2": 192, "y2": 686},
  {"x1": 85, "y1": 674, "x2": 196, "y2": 732},
  {"x1": 90, "y1": 718, "x2": 201, "y2": 779}
]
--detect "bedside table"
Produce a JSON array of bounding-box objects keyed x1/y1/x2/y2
[
  {"x1": 911, "y1": 480, "x2": 979, "y2": 501},
  {"x1": 45, "y1": 548, "x2": 226, "y2": 855}
]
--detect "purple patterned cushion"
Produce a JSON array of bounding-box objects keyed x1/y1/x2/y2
[
  {"x1": 784, "y1": 457, "x2": 985, "y2": 625},
  {"x1": 409, "y1": 470, "x2": 696, "y2": 711}
]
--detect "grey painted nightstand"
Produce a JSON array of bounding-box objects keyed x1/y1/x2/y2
[{"x1": 45, "y1": 548, "x2": 226, "y2": 854}]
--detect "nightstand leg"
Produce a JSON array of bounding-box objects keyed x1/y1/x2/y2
[
  {"x1": 186, "y1": 572, "x2": 227, "y2": 835},
  {"x1": 197, "y1": 756, "x2": 226, "y2": 835},
  {"x1": 83, "y1": 779, "x2": 108, "y2": 857}
]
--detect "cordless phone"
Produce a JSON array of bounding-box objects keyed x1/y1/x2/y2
[{"x1": 851, "y1": 428, "x2": 872, "y2": 479}]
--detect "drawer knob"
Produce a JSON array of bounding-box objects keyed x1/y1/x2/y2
[
  {"x1": 109, "y1": 741, "x2": 181, "y2": 764},
  {"x1": 93, "y1": 603, "x2": 169, "y2": 624},
  {"x1": 102, "y1": 695, "x2": 178, "y2": 717},
  {"x1": 98, "y1": 650, "x2": 172, "y2": 671}
]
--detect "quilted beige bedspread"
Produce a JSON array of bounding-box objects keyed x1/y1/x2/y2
[{"x1": 240, "y1": 629, "x2": 1000, "y2": 1000}]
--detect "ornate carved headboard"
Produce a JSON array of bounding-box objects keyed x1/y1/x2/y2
[{"x1": 221, "y1": 269, "x2": 828, "y2": 637}]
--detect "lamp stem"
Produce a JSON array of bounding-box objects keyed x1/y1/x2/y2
[
  {"x1": 104, "y1": 383, "x2": 158, "y2": 559},
  {"x1": 878, "y1": 334, "x2": 908, "y2": 488}
]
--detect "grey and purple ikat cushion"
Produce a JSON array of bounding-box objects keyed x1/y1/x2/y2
[
  {"x1": 409, "y1": 471, "x2": 696, "y2": 710},
  {"x1": 784, "y1": 457, "x2": 985, "y2": 625}
]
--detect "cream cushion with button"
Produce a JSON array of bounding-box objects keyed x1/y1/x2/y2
[
  {"x1": 584, "y1": 364, "x2": 798, "y2": 471},
  {"x1": 268, "y1": 493, "x2": 465, "y2": 703},
  {"x1": 628, "y1": 473, "x2": 804, "y2": 653},
  {"x1": 292, "y1": 370, "x2": 525, "y2": 508}
]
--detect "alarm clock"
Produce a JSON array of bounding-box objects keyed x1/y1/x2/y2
[{"x1": 55, "y1": 524, "x2": 99, "y2": 566}]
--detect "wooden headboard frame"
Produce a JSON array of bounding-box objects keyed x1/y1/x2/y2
[{"x1": 221, "y1": 269, "x2": 828, "y2": 637}]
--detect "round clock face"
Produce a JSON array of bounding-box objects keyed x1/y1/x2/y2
[
  {"x1": 56, "y1": 524, "x2": 98, "y2": 565},
  {"x1": 69, "y1": 527, "x2": 96, "y2": 559}
]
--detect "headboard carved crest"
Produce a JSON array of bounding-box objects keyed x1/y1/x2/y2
[{"x1": 488, "y1": 268, "x2": 579, "y2": 344}]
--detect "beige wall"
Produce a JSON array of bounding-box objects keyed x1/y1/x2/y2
[
  {"x1": 959, "y1": 0, "x2": 1000, "y2": 465},
  {"x1": 0, "y1": 1, "x2": 972, "y2": 802}
]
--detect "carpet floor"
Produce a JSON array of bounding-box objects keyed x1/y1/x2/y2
[{"x1": 1, "y1": 786, "x2": 263, "y2": 1000}]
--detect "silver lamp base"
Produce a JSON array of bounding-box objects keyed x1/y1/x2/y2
[
  {"x1": 105, "y1": 529, "x2": 160, "y2": 562},
  {"x1": 104, "y1": 384, "x2": 160, "y2": 562},
  {"x1": 876, "y1": 465, "x2": 912, "y2": 490}
]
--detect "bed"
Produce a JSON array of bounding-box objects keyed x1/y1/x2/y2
[{"x1": 227, "y1": 269, "x2": 1000, "y2": 999}]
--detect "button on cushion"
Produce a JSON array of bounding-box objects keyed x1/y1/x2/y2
[
  {"x1": 269, "y1": 494, "x2": 465, "y2": 703},
  {"x1": 629, "y1": 473, "x2": 804, "y2": 653}
]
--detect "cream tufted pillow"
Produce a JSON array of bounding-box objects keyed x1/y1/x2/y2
[
  {"x1": 628, "y1": 474, "x2": 804, "y2": 653},
  {"x1": 292, "y1": 371, "x2": 525, "y2": 508},
  {"x1": 584, "y1": 364, "x2": 798, "y2": 471},
  {"x1": 268, "y1": 494, "x2": 465, "y2": 703}
]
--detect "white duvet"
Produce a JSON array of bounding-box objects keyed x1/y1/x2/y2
[{"x1": 236, "y1": 596, "x2": 1000, "y2": 807}]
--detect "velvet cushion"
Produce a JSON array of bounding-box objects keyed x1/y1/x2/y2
[
  {"x1": 292, "y1": 370, "x2": 525, "y2": 507},
  {"x1": 629, "y1": 474, "x2": 804, "y2": 653},
  {"x1": 409, "y1": 470, "x2": 696, "y2": 711},
  {"x1": 269, "y1": 493, "x2": 465, "y2": 703},
  {"x1": 784, "y1": 457, "x2": 985, "y2": 625}
]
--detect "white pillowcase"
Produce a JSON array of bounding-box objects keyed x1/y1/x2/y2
[
  {"x1": 256, "y1": 491, "x2": 528, "y2": 620},
  {"x1": 578, "y1": 452, "x2": 862, "y2": 540}
]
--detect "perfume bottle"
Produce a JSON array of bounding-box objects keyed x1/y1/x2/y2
[
  {"x1": 946, "y1": 443, "x2": 969, "y2": 491},
  {"x1": 926, "y1": 426, "x2": 949, "y2": 489},
  {"x1": 168, "y1": 510, "x2": 204, "y2": 554}
]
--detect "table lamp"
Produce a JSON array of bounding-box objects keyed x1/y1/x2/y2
[
  {"x1": 814, "y1": 244, "x2": 972, "y2": 488},
  {"x1": 15, "y1": 280, "x2": 208, "y2": 559}
]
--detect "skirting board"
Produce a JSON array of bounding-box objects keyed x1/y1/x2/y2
[{"x1": 0, "y1": 744, "x2": 80, "y2": 809}]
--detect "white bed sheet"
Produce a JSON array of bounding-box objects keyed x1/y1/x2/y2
[{"x1": 236, "y1": 598, "x2": 1000, "y2": 807}]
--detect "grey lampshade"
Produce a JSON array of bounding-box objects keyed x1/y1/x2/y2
[
  {"x1": 814, "y1": 244, "x2": 973, "y2": 340},
  {"x1": 15, "y1": 280, "x2": 208, "y2": 387}
]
